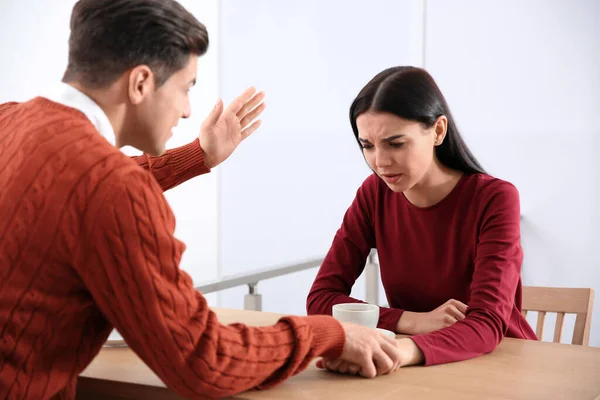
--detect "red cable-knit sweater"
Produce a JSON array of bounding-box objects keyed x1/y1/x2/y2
[
  {"x1": 0, "y1": 98, "x2": 345, "y2": 400},
  {"x1": 307, "y1": 172, "x2": 537, "y2": 366}
]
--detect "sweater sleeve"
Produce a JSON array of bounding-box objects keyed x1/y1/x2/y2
[
  {"x1": 131, "y1": 139, "x2": 211, "y2": 191},
  {"x1": 410, "y1": 181, "x2": 524, "y2": 366},
  {"x1": 306, "y1": 175, "x2": 405, "y2": 332},
  {"x1": 74, "y1": 167, "x2": 345, "y2": 399}
]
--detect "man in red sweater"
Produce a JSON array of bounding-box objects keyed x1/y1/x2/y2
[{"x1": 0, "y1": 1, "x2": 403, "y2": 399}]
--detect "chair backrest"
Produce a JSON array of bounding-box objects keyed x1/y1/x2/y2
[{"x1": 521, "y1": 286, "x2": 594, "y2": 346}]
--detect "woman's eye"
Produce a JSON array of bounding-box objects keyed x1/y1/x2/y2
[
  {"x1": 390, "y1": 142, "x2": 404, "y2": 148},
  {"x1": 361, "y1": 144, "x2": 374, "y2": 150}
]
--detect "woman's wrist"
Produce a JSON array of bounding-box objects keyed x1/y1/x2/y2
[
  {"x1": 396, "y1": 311, "x2": 419, "y2": 334},
  {"x1": 398, "y1": 338, "x2": 425, "y2": 367}
]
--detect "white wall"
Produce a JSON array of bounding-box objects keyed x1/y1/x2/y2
[
  {"x1": 161, "y1": 0, "x2": 220, "y2": 305},
  {"x1": 0, "y1": 0, "x2": 74, "y2": 103},
  {"x1": 216, "y1": 0, "x2": 424, "y2": 314},
  {"x1": 425, "y1": 0, "x2": 600, "y2": 346},
  {"x1": 216, "y1": 0, "x2": 599, "y2": 346},
  {"x1": 0, "y1": 0, "x2": 221, "y2": 305},
  {"x1": 3, "y1": 0, "x2": 597, "y2": 346}
]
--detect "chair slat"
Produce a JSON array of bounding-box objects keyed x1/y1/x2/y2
[
  {"x1": 572, "y1": 313, "x2": 588, "y2": 346},
  {"x1": 553, "y1": 312, "x2": 565, "y2": 343},
  {"x1": 536, "y1": 311, "x2": 546, "y2": 339}
]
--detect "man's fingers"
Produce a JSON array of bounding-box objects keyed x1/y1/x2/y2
[
  {"x1": 203, "y1": 99, "x2": 223, "y2": 127},
  {"x1": 379, "y1": 331, "x2": 397, "y2": 346},
  {"x1": 240, "y1": 102, "x2": 266, "y2": 129},
  {"x1": 323, "y1": 360, "x2": 362, "y2": 376},
  {"x1": 237, "y1": 91, "x2": 265, "y2": 119},
  {"x1": 372, "y1": 348, "x2": 394, "y2": 376},
  {"x1": 226, "y1": 86, "x2": 257, "y2": 115},
  {"x1": 240, "y1": 120, "x2": 262, "y2": 140},
  {"x1": 326, "y1": 359, "x2": 343, "y2": 371},
  {"x1": 337, "y1": 362, "x2": 352, "y2": 375},
  {"x1": 345, "y1": 363, "x2": 361, "y2": 375},
  {"x1": 358, "y1": 355, "x2": 377, "y2": 379},
  {"x1": 337, "y1": 361, "x2": 361, "y2": 376},
  {"x1": 379, "y1": 339, "x2": 401, "y2": 371}
]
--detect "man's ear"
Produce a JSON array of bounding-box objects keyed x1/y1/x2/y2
[{"x1": 128, "y1": 65, "x2": 154, "y2": 105}]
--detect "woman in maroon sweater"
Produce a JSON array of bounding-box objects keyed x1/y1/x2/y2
[{"x1": 307, "y1": 66, "x2": 537, "y2": 372}]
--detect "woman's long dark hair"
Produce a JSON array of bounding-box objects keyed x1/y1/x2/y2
[{"x1": 350, "y1": 66, "x2": 485, "y2": 174}]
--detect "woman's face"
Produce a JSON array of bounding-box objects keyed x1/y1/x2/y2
[{"x1": 355, "y1": 111, "x2": 446, "y2": 193}]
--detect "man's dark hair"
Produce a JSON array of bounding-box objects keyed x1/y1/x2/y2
[{"x1": 63, "y1": 0, "x2": 209, "y2": 88}]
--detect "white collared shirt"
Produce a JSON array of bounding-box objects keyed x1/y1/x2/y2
[{"x1": 42, "y1": 82, "x2": 117, "y2": 146}]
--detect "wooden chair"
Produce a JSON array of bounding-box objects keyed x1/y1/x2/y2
[{"x1": 521, "y1": 286, "x2": 594, "y2": 346}]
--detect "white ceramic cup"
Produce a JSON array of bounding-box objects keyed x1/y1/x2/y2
[{"x1": 332, "y1": 303, "x2": 379, "y2": 328}]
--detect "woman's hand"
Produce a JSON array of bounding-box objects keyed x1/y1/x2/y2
[{"x1": 396, "y1": 299, "x2": 468, "y2": 335}]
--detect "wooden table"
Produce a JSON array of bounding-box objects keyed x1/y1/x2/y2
[{"x1": 77, "y1": 308, "x2": 600, "y2": 400}]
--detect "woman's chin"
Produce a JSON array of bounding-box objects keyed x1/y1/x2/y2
[{"x1": 384, "y1": 180, "x2": 410, "y2": 193}]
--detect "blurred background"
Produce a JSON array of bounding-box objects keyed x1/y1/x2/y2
[{"x1": 1, "y1": 0, "x2": 598, "y2": 346}]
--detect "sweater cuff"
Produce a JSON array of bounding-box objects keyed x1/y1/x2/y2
[
  {"x1": 408, "y1": 334, "x2": 435, "y2": 366},
  {"x1": 378, "y1": 308, "x2": 405, "y2": 332},
  {"x1": 303, "y1": 315, "x2": 346, "y2": 359},
  {"x1": 169, "y1": 139, "x2": 210, "y2": 181}
]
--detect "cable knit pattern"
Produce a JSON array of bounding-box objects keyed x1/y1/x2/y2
[
  {"x1": 0, "y1": 98, "x2": 345, "y2": 400},
  {"x1": 132, "y1": 138, "x2": 210, "y2": 191}
]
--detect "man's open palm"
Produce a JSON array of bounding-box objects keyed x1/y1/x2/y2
[{"x1": 199, "y1": 87, "x2": 265, "y2": 168}]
